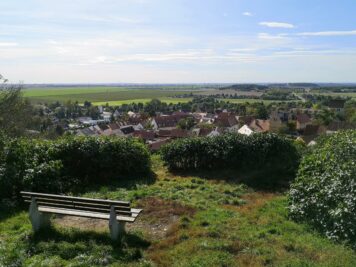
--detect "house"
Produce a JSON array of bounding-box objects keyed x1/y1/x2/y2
[
  {"x1": 249, "y1": 119, "x2": 270, "y2": 133},
  {"x1": 269, "y1": 111, "x2": 283, "y2": 133},
  {"x1": 151, "y1": 115, "x2": 178, "y2": 129},
  {"x1": 326, "y1": 121, "x2": 355, "y2": 134},
  {"x1": 192, "y1": 127, "x2": 214, "y2": 137},
  {"x1": 296, "y1": 114, "x2": 311, "y2": 130},
  {"x1": 76, "y1": 127, "x2": 98, "y2": 136},
  {"x1": 327, "y1": 99, "x2": 346, "y2": 112},
  {"x1": 101, "y1": 112, "x2": 112, "y2": 122},
  {"x1": 148, "y1": 138, "x2": 171, "y2": 151},
  {"x1": 107, "y1": 123, "x2": 124, "y2": 136},
  {"x1": 214, "y1": 112, "x2": 238, "y2": 128},
  {"x1": 207, "y1": 127, "x2": 221, "y2": 137},
  {"x1": 157, "y1": 128, "x2": 191, "y2": 138},
  {"x1": 120, "y1": 125, "x2": 135, "y2": 135},
  {"x1": 301, "y1": 124, "x2": 326, "y2": 143},
  {"x1": 133, "y1": 130, "x2": 156, "y2": 141},
  {"x1": 238, "y1": 125, "x2": 254, "y2": 136}
]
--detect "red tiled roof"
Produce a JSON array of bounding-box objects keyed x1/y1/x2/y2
[
  {"x1": 296, "y1": 114, "x2": 311, "y2": 124},
  {"x1": 133, "y1": 130, "x2": 156, "y2": 140}
]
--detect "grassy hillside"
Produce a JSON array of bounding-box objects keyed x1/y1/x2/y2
[{"x1": 1, "y1": 156, "x2": 355, "y2": 266}]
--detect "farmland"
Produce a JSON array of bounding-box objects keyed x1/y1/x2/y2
[
  {"x1": 23, "y1": 87, "x2": 196, "y2": 104},
  {"x1": 23, "y1": 86, "x2": 298, "y2": 106},
  {"x1": 22, "y1": 85, "x2": 355, "y2": 107}
]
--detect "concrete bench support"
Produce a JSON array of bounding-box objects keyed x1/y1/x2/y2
[
  {"x1": 29, "y1": 197, "x2": 51, "y2": 232},
  {"x1": 109, "y1": 206, "x2": 126, "y2": 241}
]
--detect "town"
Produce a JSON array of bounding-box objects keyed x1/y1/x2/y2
[{"x1": 27, "y1": 95, "x2": 355, "y2": 150}]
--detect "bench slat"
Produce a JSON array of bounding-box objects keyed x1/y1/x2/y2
[
  {"x1": 21, "y1": 191, "x2": 130, "y2": 206},
  {"x1": 24, "y1": 200, "x2": 132, "y2": 216},
  {"x1": 38, "y1": 207, "x2": 137, "y2": 222},
  {"x1": 23, "y1": 197, "x2": 131, "y2": 212}
]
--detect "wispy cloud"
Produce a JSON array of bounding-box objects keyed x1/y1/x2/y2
[
  {"x1": 258, "y1": 33, "x2": 287, "y2": 40},
  {"x1": 242, "y1": 12, "x2": 253, "y2": 17},
  {"x1": 298, "y1": 30, "x2": 356, "y2": 36},
  {"x1": 259, "y1": 22, "x2": 295, "y2": 28},
  {"x1": 0, "y1": 42, "x2": 18, "y2": 47}
]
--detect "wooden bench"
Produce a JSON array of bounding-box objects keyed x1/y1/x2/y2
[{"x1": 21, "y1": 191, "x2": 142, "y2": 240}]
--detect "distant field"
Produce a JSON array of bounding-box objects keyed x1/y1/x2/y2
[
  {"x1": 24, "y1": 87, "x2": 195, "y2": 104},
  {"x1": 24, "y1": 86, "x2": 302, "y2": 106},
  {"x1": 92, "y1": 97, "x2": 193, "y2": 106},
  {"x1": 311, "y1": 92, "x2": 356, "y2": 98}
]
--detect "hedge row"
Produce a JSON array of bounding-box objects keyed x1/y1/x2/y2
[
  {"x1": 160, "y1": 133, "x2": 300, "y2": 176},
  {"x1": 0, "y1": 136, "x2": 151, "y2": 200},
  {"x1": 289, "y1": 130, "x2": 356, "y2": 248}
]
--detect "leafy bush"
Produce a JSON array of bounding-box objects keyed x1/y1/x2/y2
[
  {"x1": 0, "y1": 136, "x2": 151, "y2": 200},
  {"x1": 160, "y1": 133, "x2": 300, "y2": 180},
  {"x1": 289, "y1": 130, "x2": 356, "y2": 248}
]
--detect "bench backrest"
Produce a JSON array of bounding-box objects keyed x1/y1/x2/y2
[{"x1": 21, "y1": 191, "x2": 132, "y2": 217}]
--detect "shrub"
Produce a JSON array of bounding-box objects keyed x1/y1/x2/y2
[
  {"x1": 0, "y1": 136, "x2": 151, "y2": 200},
  {"x1": 160, "y1": 133, "x2": 300, "y2": 180},
  {"x1": 289, "y1": 130, "x2": 356, "y2": 248}
]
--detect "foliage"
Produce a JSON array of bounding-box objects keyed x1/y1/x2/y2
[
  {"x1": 289, "y1": 130, "x2": 356, "y2": 248},
  {"x1": 160, "y1": 133, "x2": 300, "y2": 186},
  {"x1": 0, "y1": 136, "x2": 151, "y2": 200},
  {"x1": 0, "y1": 76, "x2": 34, "y2": 137}
]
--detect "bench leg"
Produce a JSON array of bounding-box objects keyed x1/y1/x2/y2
[
  {"x1": 29, "y1": 197, "x2": 51, "y2": 232},
  {"x1": 109, "y1": 206, "x2": 126, "y2": 241}
]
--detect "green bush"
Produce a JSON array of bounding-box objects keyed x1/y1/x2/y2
[
  {"x1": 289, "y1": 130, "x2": 356, "y2": 248},
  {"x1": 160, "y1": 133, "x2": 300, "y2": 177},
  {"x1": 0, "y1": 136, "x2": 151, "y2": 200}
]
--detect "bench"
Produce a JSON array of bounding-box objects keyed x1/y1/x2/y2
[{"x1": 21, "y1": 191, "x2": 142, "y2": 240}]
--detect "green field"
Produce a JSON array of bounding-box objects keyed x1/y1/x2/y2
[
  {"x1": 23, "y1": 87, "x2": 302, "y2": 106},
  {"x1": 1, "y1": 156, "x2": 355, "y2": 266},
  {"x1": 24, "y1": 87, "x2": 196, "y2": 104}
]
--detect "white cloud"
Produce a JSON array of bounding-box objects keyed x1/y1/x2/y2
[
  {"x1": 0, "y1": 42, "x2": 18, "y2": 47},
  {"x1": 259, "y1": 22, "x2": 295, "y2": 29},
  {"x1": 242, "y1": 12, "x2": 253, "y2": 17},
  {"x1": 258, "y1": 33, "x2": 287, "y2": 40},
  {"x1": 298, "y1": 30, "x2": 356, "y2": 36}
]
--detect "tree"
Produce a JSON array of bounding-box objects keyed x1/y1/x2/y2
[
  {"x1": 0, "y1": 75, "x2": 34, "y2": 137},
  {"x1": 177, "y1": 117, "x2": 195, "y2": 130}
]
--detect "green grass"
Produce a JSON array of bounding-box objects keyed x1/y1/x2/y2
[{"x1": 1, "y1": 156, "x2": 355, "y2": 266}]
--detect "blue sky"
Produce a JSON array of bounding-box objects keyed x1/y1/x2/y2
[{"x1": 1, "y1": 0, "x2": 356, "y2": 83}]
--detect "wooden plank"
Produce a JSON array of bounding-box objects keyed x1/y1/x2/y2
[
  {"x1": 38, "y1": 207, "x2": 136, "y2": 222},
  {"x1": 24, "y1": 201, "x2": 132, "y2": 216},
  {"x1": 21, "y1": 191, "x2": 130, "y2": 206},
  {"x1": 23, "y1": 197, "x2": 131, "y2": 212}
]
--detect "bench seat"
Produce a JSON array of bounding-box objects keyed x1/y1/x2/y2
[{"x1": 38, "y1": 206, "x2": 142, "y2": 223}]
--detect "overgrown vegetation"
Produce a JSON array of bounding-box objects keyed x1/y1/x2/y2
[
  {"x1": 161, "y1": 133, "x2": 300, "y2": 187},
  {"x1": 289, "y1": 130, "x2": 356, "y2": 248},
  {"x1": 0, "y1": 136, "x2": 151, "y2": 200}
]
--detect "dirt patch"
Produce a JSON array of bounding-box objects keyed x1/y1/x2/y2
[
  {"x1": 132, "y1": 197, "x2": 196, "y2": 239},
  {"x1": 225, "y1": 192, "x2": 277, "y2": 215},
  {"x1": 53, "y1": 197, "x2": 195, "y2": 240}
]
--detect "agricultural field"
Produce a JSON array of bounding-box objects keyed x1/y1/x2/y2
[
  {"x1": 23, "y1": 87, "x2": 197, "y2": 104},
  {"x1": 23, "y1": 86, "x2": 300, "y2": 106},
  {"x1": 1, "y1": 156, "x2": 355, "y2": 267}
]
